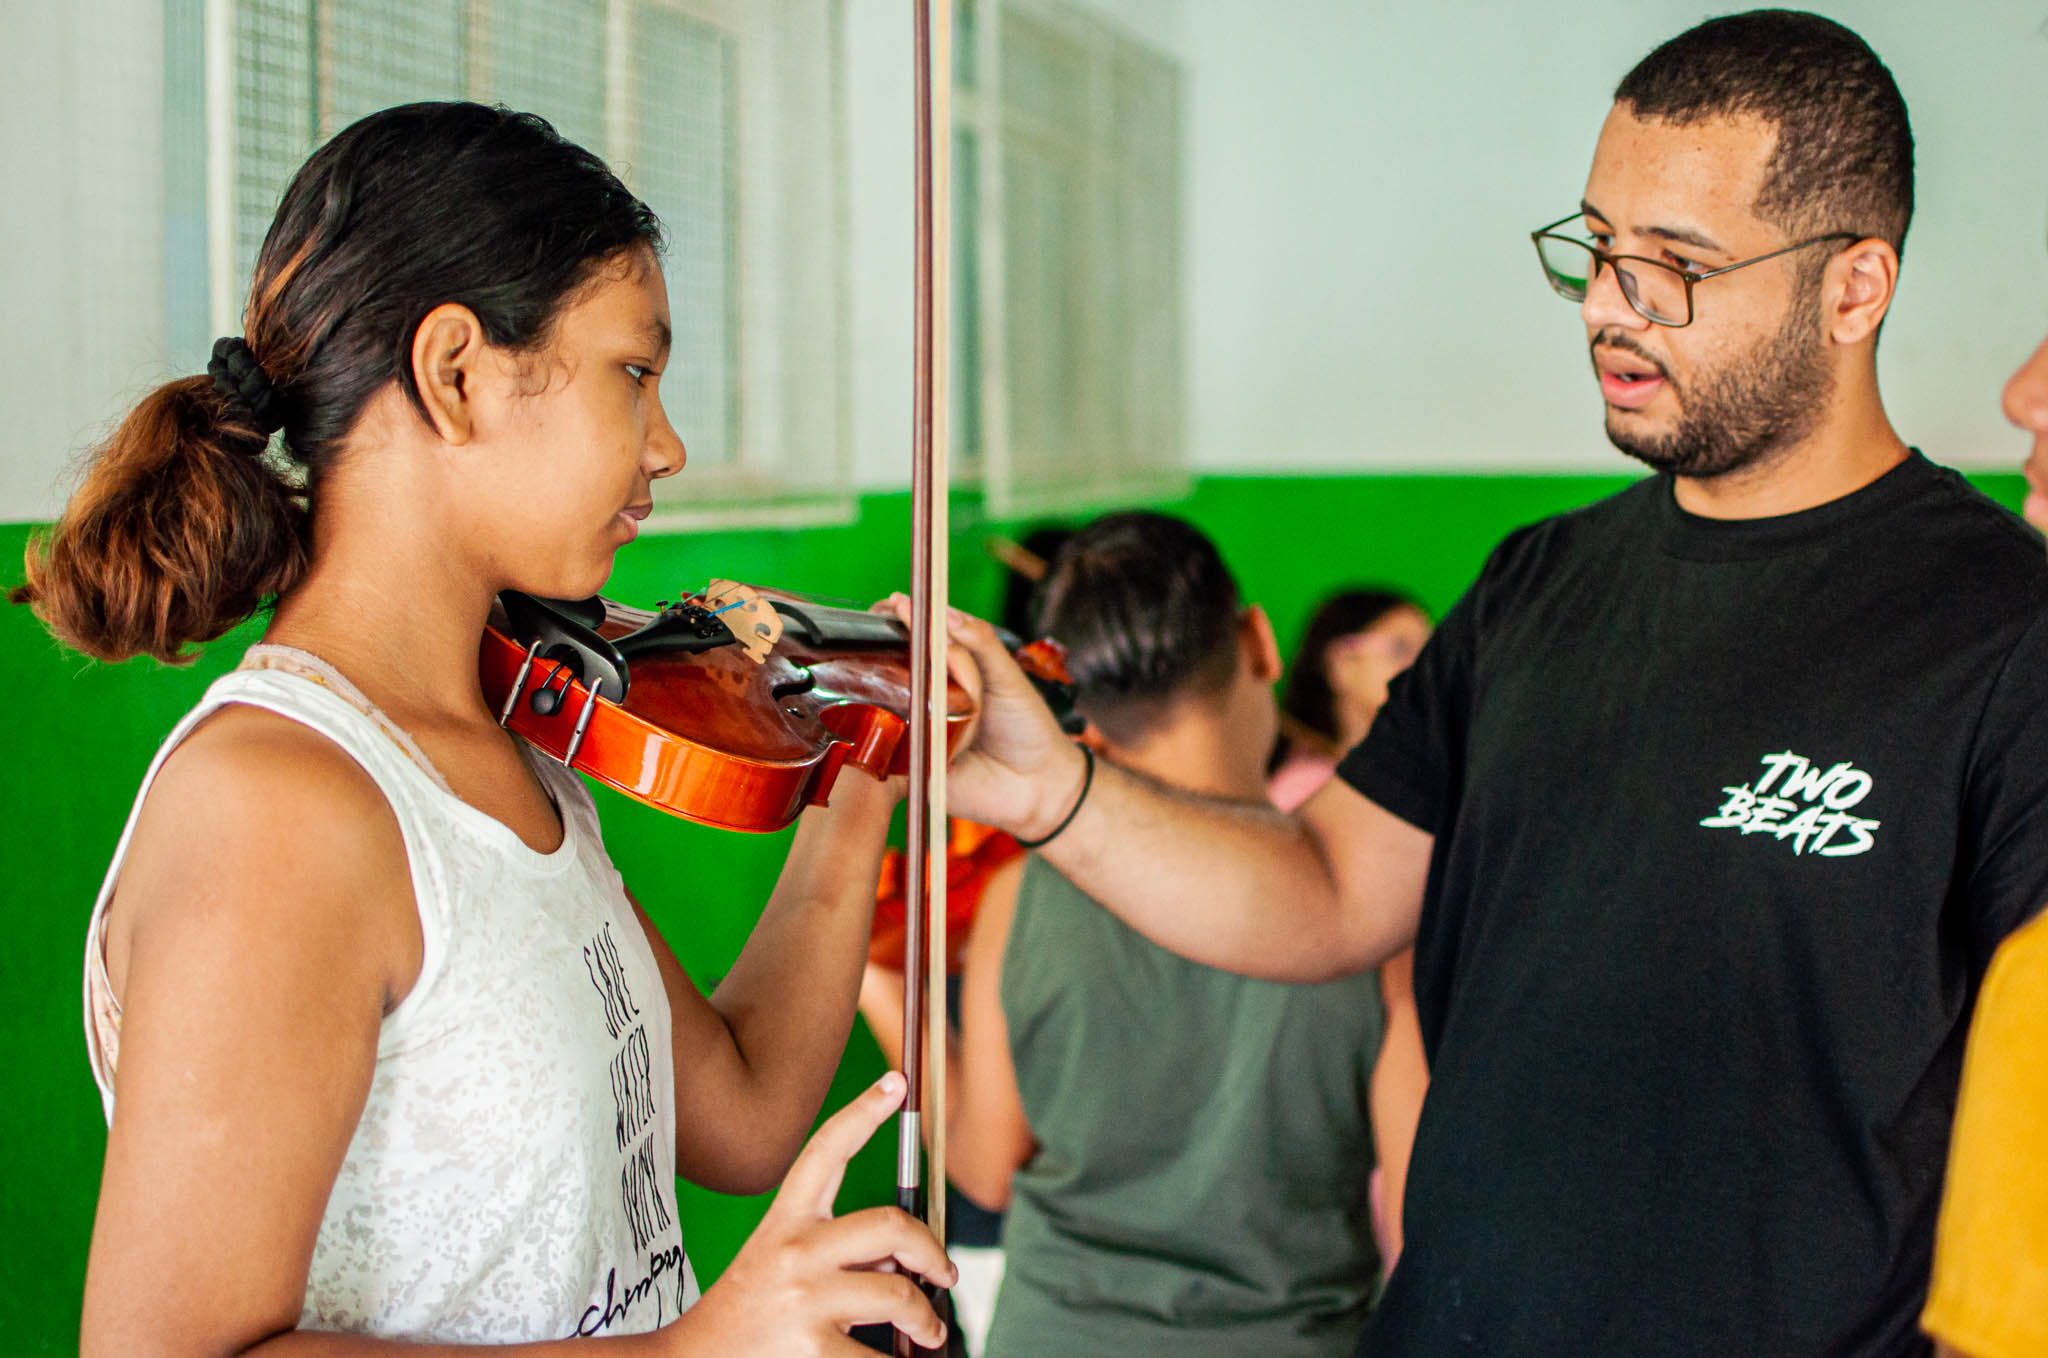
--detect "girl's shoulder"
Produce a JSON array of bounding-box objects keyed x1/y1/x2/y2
[
  {"x1": 149, "y1": 692, "x2": 403, "y2": 844},
  {"x1": 113, "y1": 697, "x2": 422, "y2": 1009}
]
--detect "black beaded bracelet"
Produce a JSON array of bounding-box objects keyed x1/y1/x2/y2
[{"x1": 1015, "y1": 744, "x2": 1095, "y2": 850}]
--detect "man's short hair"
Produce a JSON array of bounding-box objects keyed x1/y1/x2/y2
[
  {"x1": 1032, "y1": 511, "x2": 1242, "y2": 745},
  {"x1": 1615, "y1": 9, "x2": 1913, "y2": 256}
]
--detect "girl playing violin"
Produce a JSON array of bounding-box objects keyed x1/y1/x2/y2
[{"x1": 15, "y1": 102, "x2": 950, "y2": 1356}]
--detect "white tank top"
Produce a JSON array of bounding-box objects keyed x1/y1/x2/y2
[{"x1": 82, "y1": 647, "x2": 699, "y2": 1342}]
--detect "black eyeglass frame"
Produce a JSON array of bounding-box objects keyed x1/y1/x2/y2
[{"x1": 1530, "y1": 213, "x2": 1861, "y2": 328}]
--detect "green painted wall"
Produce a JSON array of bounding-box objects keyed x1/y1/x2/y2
[{"x1": 2, "y1": 467, "x2": 2027, "y2": 1351}]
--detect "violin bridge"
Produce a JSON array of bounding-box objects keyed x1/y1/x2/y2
[{"x1": 700, "y1": 579, "x2": 783, "y2": 663}]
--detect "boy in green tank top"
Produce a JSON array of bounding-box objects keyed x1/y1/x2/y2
[{"x1": 861, "y1": 512, "x2": 1385, "y2": 1357}]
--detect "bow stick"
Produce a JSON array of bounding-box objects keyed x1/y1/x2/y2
[{"x1": 897, "y1": 0, "x2": 953, "y2": 1353}]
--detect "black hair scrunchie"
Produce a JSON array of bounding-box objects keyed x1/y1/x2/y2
[{"x1": 207, "y1": 335, "x2": 286, "y2": 435}]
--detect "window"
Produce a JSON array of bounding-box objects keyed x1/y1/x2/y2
[
  {"x1": 205, "y1": 0, "x2": 851, "y2": 526},
  {"x1": 954, "y1": 0, "x2": 1186, "y2": 515}
]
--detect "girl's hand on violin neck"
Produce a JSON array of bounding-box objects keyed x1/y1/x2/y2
[
  {"x1": 809, "y1": 759, "x2": 906, "y2": 833},
  {"x1": 875, "y1": 594, "x2": 1083, "y2": 841},
  {"x1": 666, "y1": 1072, "x2": 953, "y2": 1356}
]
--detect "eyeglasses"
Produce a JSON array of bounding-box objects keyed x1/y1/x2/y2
[{"x1": 1530, "y1": 213, "x2": 1858, "y2": 327}]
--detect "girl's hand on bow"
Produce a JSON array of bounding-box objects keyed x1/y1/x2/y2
[{"x1": 664, "y1": 1072, "x2": 954, "y2": 1356}]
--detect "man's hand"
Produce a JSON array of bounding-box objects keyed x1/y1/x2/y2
[
  {"x1": 875, "y1": 594, "x2": 1087, "y2": 840},
  {"x1": 875, "y1": 601, "x2": 1429, "y2": 985}
]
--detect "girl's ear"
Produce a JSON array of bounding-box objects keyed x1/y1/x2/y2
[{"x1": 409, "y1": 302, "x2": 489, "y2": 444}]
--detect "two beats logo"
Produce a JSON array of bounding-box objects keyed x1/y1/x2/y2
[{"x1": 1698, "y1": 750, "x2": 1881, "y2": 858}]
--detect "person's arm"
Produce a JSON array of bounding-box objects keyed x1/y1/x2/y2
[
  {"x1": 1921, "y1": 922, "x2": 2048, "y2": 1358},
  {"x1": 857, "y1": 854, "x2": 1037, "y2": 1211},
  {"x1": 634, "y1": 771, "x2": 901, "y2": 1195},
  {"x1": 80, "y1": 709, "x2": 426, "y2": 1358},
  {"x1": 1369, "y1": 948, "x2": 1428, "y2": 1271},
  {"x1": 83, "y1": 711, "x2": 948, "y2": 1358},
  {"x1": 947, "y1": 855, "x2": 1037, "y2": 1207},
  {"x1": 915, "y1": 602, "x2": 1433, "y2": 982}
]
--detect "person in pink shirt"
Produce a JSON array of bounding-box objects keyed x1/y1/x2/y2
[{"x1": 1267, "y1": 589, "x2": 1432, "y2": 814}]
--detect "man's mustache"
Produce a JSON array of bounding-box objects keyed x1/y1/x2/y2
[{"x1": 1590, "y1": 329, "x2": 1670, "y2": 381}]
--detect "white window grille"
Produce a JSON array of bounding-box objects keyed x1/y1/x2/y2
[
  {"x1": 955, "y1": 0, "x2": 1186, "y2": 516},
  {"x1": 203, "y1": 0, "x2": 851, "y2": 527}
]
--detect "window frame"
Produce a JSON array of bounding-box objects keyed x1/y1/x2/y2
[
  {"x1": 200, "y1": 0, "x2": 854, "y2": 532},
  {"x1": 954, "y1": 0, "x2": 1187, "y2": 517}
]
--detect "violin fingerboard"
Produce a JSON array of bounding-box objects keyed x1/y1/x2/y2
[
  {"x1": 773, "y1": 600, "x2": 909, "y2": 648},
  {"x1": 774, "y1": 598, "x2": 1032, "y2": 652}
]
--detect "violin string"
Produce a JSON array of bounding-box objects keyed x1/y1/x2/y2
[{"x1": 685, "y1": 579, "x2": 945, "y2": 618}]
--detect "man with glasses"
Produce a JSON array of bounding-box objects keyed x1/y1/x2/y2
[{"x1": 927, "y1": 10, "x2": 2048, "y2": 1356}]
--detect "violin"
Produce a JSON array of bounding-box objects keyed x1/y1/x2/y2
[
  {"x1": 861, "y1": 535, "x2": 1082, "y2": 973},
  {"x1": 478, "y1": 584, "x2": 1071, "y2": 834},
  {"x1": 869, "y1": 819, "x2": 1024, "y2": 972}
]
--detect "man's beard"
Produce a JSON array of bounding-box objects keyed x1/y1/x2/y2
[{"x1": 1598, "y1": 305, "x2": 1834, "y2": 480}]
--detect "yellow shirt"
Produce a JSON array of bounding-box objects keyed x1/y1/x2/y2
[{"x1": 1924, "y1": 909, "x2": 2048, "y2": 1357}]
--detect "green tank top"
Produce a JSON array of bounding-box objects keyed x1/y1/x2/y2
[{"x1": 988, "y1": 855, "x2": 1383, "y2": 1357}]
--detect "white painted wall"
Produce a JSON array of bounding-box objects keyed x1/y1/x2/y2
[
  {"x1": 1180, "y1": 0, "x2": 2048, "y2": 474},
  {"x1": 5, "y1": 2, "x2": 2044, "y2": 522},
  {"x1": 0, "y1": 1, "x2": 166, "y2": 521},
  {"x1": 841, "y1": 2, "x2": 923, "y2": 492}
]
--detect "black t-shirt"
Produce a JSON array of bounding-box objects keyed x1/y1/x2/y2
[{"x1": 1340, "y1": 453, "x2": 2048, "y2": 1357}]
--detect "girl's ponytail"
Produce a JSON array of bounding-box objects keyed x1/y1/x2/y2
[{"x1": 11, "y1": 372, "x2": 308, "y2": 664}]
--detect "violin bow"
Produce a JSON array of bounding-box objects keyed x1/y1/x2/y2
[{"x1": 898, "y1": 0, "x2": 952, "y2": 1352}]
